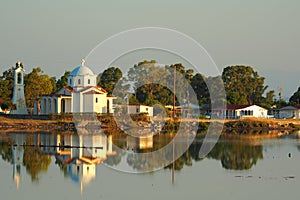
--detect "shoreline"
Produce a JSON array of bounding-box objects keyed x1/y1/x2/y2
[{"x1": 0, "y1": 115, "x2": 299, "y2": 135}]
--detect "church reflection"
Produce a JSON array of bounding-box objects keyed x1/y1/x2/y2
[{"x1": 33, "y1": 129, "x2": 116, "y2": 192}]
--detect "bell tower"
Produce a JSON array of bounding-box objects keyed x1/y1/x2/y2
[{"x1": 12, "y1": 61, "x2": 27, "y2": 114}]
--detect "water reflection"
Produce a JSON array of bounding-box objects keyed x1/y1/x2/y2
[
  {"x1": 165, "y1": 136, "x2": 264, "y2": 171},
  {"x1": 207, "y1": 139, "x2": 263, "y2": 170},
  {"x1": 10, "y1": 133, "x2": 26, "y2": 189},
  {"x1": 1, "y1": 130, "x2": 300, "y2": 191},
  {"x1": 34, "y1": 129, "x2": 116, "y2": 192}
]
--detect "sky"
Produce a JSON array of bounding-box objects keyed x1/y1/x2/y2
[{"x1": 0, "y1": 0, "x2": 299, "y2": 100}]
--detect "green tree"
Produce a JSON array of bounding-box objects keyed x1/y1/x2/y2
[
  {"x1": 190, "y1": 73, "x2": 210, "y2": 105},
  {"x1": 289, "y1": 87, "x2": 300, "y2": 105},
  {"x1": 98, "y1": 67, "x2": 122, "y2": 95},
  {"x1": 0, "y1": 66, "x2": 16, "y2": 108},
  {"x1": 50, "y1": 77, "x2": 57, "y2": 93},
  {"x1": 56, "y1": 71, "x2": 70, "y2": 92},
  {"x1": 127, "y1": 61, "x2": 197, "y2": 106},
  {"x1": 222, "y1": 65, "x2": 268, "y2": 105},
  {"x1": 24, "y1": 68, "x2": 53, "y2": 107},
  {"x1": 274, "y1": 99, "x2": 288, "y2": 109},
  {"x1": 127, "y1": 60, "x2": 173, "y2": 105},
  {"x1": 261, "y1": 90, "x2": 275, "y2": 108}
]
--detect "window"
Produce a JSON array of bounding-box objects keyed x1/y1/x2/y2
[
  {"x1": 69, "y1": 79, "x2": 72, "y2": 85},
  {"x1": 96, "y1": 98, "x2": 98, "y2": 103},
  {"x1": 88, "y1": 79, "x2": 90, "y2": 84},
  {"x1": 146, "y1": 108, "x2": 148, "y2": 111},
  {"x1": 78, "y1": 79, "x2": 81, "y2": 85},
  {"x1": 136, "y1": 108, "x2": 139, "y2": 113},
  {"x1": 17, "y1": 73, "x2": 22, "y2": 84}
]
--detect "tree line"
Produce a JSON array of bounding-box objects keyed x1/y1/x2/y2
[{"x1": 0, "y1": 61, "x2": 299, "y2": 111}]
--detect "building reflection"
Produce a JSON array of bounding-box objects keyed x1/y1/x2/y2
[
  {"x1": 126, "y1": 135, "x2": 154, "y2": 151},
  {"x1": 34, "y1": 129, "x2": 116, "y2": 192},
  {"x1": 9, "y1": 133, "x2": 27, "y2": 189}
]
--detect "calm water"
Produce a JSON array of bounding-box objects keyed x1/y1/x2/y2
[{"x1": 1, "y1": 130, "x2": 300, "y2": 200}]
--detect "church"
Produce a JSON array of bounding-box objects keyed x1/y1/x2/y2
[{"x1": 34, "y1": 60, "x2": 115, "y2": 115}]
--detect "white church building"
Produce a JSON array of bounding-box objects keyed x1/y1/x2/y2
[{"x1": 34, "y1": 60, "x2": 115, "y2": 115}]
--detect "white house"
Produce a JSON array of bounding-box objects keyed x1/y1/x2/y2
[
  {"x1": 34, "y1": 60, "x2": 115, "y2": 115},
  {"x1": 127, "y1": 104, "x2": 154, "y2": 116},
  {"x1": 212, "y1": 104, "x2": 268, "y2": 119},
  {"x1": 279, "y1": 106, "x2": 300, "y2": 119}
]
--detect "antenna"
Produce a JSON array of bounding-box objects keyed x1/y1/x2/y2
[{"x1": 278, "y1": 86, "x2": 282, "y2": 101}]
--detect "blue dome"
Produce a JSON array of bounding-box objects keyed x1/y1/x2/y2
[{"x1": 69, "y1": 65, "x2": 95, "y2": 76}]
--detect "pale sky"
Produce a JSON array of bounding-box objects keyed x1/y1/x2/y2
[{"x1": 0, "y1": 0, "x2": 299, "y2": 99}]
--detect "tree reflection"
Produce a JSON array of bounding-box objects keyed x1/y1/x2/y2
[
  {"x1": 0, "y1": 140, "x2": 12, "y2": 163},
  {"x1": 164, "y1": 137, "x2": 263, "y2": 171},
  {"x1": 23, "y1": 135, "x2": 51, "y2": 182},
  {"x1": 207, "y1": 140, "x2": 263, "y2": 170}
]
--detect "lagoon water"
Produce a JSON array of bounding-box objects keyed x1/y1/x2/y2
[{"x1": 1, "y1": 131, "x2": 300, "y2": 200}]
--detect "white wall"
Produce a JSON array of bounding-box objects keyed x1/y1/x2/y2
[
  {"x1": 73, "y1": 93, "x2": 81, "y2": 113},
  {"x1": 139, "y1": 106, "x2": 153, "y2": 116},
  {"x1": 127, "y1": 105, "x2": 153, "y2": 116},
  {"x1": 236, "y1": 105, "x2": 268, "y2": 118},
  {"x1": 83, "y1": 94, "x2": 94, "y2": 113}
]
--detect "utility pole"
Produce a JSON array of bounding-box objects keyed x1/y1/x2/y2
[
  {"x1": 278, "y1": 86, "x2": 283, "y2": 101},
  {"x1": 173, "y1": 65, "x2": 176, "y2": 119}
]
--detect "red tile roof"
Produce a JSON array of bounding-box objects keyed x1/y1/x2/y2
[
  {"x1": 79, "y1": 86, "x2": 108, "y2": 94},
  {"x1": 63, "y1": 86, "x2": 74, "y2": 93},
  {"x1": 83, "y1": 90, "x2": 102, "y2": 95}
]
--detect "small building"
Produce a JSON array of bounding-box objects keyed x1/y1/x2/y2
[
  {"x1": 128, "y1": 104, "x2": 153, "y2": 116},
  {"x1": 212, "y1": 104, "x2": 268, "y2": 119},
  {"x1": 34, "y1": 60, "x2": 115, "y2": 115},
  {"x1": 279, "y1": 106, "x2": 300, "y2": 119},
  {"x1": 115, "y1": 104, "x2": 153, "y2": 117}
]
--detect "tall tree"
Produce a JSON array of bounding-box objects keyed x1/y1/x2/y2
[
  {"x1": 56, "y1": 71, "x2": 70, "y2": 92},
  {"x1": 289, "y1": 87, "x2": 300, "y2": 105},
  {"x1": 222, "y1": 65, "x2": 268, "y2": 105},
  {"x1": 126, "y1": 60, "x2": 201, "y2": 106},
  {"x1": 127, "y1": 60, "x2": 173, "y2": 105},
  {"x1": 0, "y1": 66, "x2": 16, "y2": 108},
  {"x1": 24, "y1": 68, "x2": 53, "y2": 107},
  {"x1": 98, "y1": 67, "x2": 122, "y2": 95},
  {"x1": 190, "y1": 73, "x2": 210, "y2": 105},
  {"x1": 260, "y1": 90, "x2": 275, "y2": 108}
]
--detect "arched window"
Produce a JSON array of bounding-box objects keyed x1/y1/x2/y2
[
  {"x1": 17, "y1": 73, "x2": 22, "y2": 84},
  {"x1": 88, "y1": 79, "x2": 90, "y2": 84},
  {"x1": 78, "y1": 79, "x2": 81, "y2": 85},
  {"x1": 96, "y1": 98, "x2": 98, "y2": 103}
]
